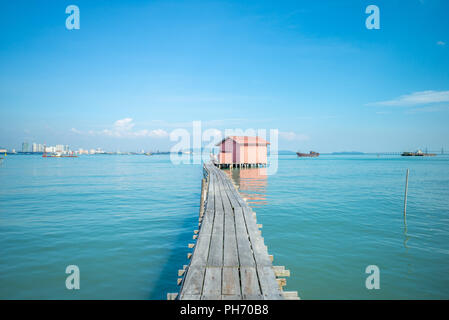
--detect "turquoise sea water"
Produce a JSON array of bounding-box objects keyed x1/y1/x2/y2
[
  {"x1": 0, "y1": 155, "x2": 202, "y2": 299},
  {"x1": 1, "y1": 154, "x2": 448, "y2": 299}
]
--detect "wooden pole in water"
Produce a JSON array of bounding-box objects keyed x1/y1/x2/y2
[
  {"x1": 199, "y1": 178, "x2": 205, "y2": 216},
  {"x1": 404, "y1": 169, "x2": 409, "y2": 218}
]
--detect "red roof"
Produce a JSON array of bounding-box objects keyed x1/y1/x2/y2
[{"x1": 216, "y1": 136, "x2": 270, "y2": 146}]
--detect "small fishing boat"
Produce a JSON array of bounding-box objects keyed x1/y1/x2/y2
[{"x1": 296, "y1": 151, "x2": 320, "y2": 158}]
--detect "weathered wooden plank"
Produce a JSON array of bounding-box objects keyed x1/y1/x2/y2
[
  {"x1": 202, "y1": 267, "x2": 222, "y2": 300},
  {"x1": 257, "y1": 266, "x2": 284, "y2": 300},
  {"x1": 207, "y1": 173, "x2": 224, "y2": 267},
  {"x1": 222, "y1": 180, "x2": 241, "y2": 209},
  {"x1": 272, "y1": 266, "x2": 290, "y2": 277},
  {"x1": 180, "y1": 266, "x2": 206, "y2": 296},
  {"x1": 216, "y1": 171, "x2": 259, "y2": 269},
  {"x1": 234, "y1": 207, "x2": 256, "y2": 267},
  {"x1": 207, "y1": 225, "x2": 224, "y2": 266},
  {"x1": 180, "y1": 169, "x2": 215, "y2": 297},
  {"x1": 242, "y1": 206, "x2": 258, "y2": 227},
  {"x1": 199, "y1": 178, "x2": 206, "y2": 218},
  {"x1": 223, "y1": 221, "x2": 239, "y2": 266},
  {"x1": 218, "y1": 177, "x2": 240, "y2": 268},
  {"x1": 198, "y1": 215, "x2": 213, "y2": 235},
  {"x1": 167, "y1": 293, "x2": 178, "y2": 300},
  {"x1": 215, "y1": 168, "x2": 271, "y2": 269},
  {"x1": 283, "y1": 291, "x2": 300, "y2": 300},
  {"x1": 218, "y1": 170, "x2": 250, "y2": 209},
  {"x1": 276, "y1": 278, "x2": 287, "y2": 287},
  {"x1": 198, "y1": 173, "x2": 215, "y2": 236},
  {"x1": 251, "y1": 240, "x2": 272, "y2": 267},
  {"x1": 190, "y1": 232, "x2": 211, "y2": 267},
  {"x1": 215, "y1": 183, "x2": 252, "y2": 272},
  {"x1": 218, "y1": 173, "x2": 234, "y2": 213},
  {"x1": 242, "y1": 207, "x2": 272, "y2": 267},
  {"x1": 222, "y1": 267, "x2": 241, "y2": 296},
  {"x1": 205, "y1": 172, "x2": 215, "y2": 213},
  {"x1": 240, "y1": 267, "x2": 263, "y2": 300},
  {"x1": 221, "y1": 175, "x2": 240, "y2": 209}
]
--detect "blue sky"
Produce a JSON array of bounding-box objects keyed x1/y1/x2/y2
[{"x1": 1, "y1": 0, "x2": 448, "y2": 152}]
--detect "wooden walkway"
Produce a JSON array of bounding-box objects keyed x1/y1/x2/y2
[{"x1": 169, "y1": 162, "x2": 299, "y2": 300}]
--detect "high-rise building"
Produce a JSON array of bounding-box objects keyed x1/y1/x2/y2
[
  {"x1": 22, "y1": 142, "x2": 29, "y2": 152},
  {"x1": 45, "y1": 146, "x2": 56, "y2": 153},
  {"x1": 32, "y1": 144, "x2": 45, "y2": 152}
]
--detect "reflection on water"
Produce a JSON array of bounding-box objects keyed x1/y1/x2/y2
[
  {"x1": 403, "y1": 215, "x2": 410, "y2": 249},
  {"x1": 224, "y1": 168, "x2": 268, "y2": 208}
]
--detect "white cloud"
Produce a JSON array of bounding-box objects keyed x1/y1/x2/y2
[
  {"x1": 148, "y1": 129, "x2": 169, "y2": 138},
  {"x1": 279, "y1": 131, "x2": 309, "y2": 141},
  {"x1": 114, "y1": 118, "x2": 134, "y2": 131},
  {"x1": 70, "y1": 128, "x2": 82, "y2": 134},
  {"x1": 73, "y1": 118, "x2": 169, "y2": 139},
  {"x1": 125, "y1": 128, "x2": 169, "y2": 138},
  {"x1": 367, "y1": 90, "x2": 449, "y2": 107},
  {"x1": 437, "y1": 41, "x2": 446, "y2": 46}
]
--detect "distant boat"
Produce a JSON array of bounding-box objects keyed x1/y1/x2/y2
[
  {"x1": 144, "y1": 152, "x2": 152, "y2": 156},
  {"x1": 43, "y1": 151, "x2": 78, "y2": 158},
  {"x1": 297, "y1": 151, "x2": 320, "y2": 158},
  {"x1": 401, "y1": 150, "x2": 436, "y2": 157}
]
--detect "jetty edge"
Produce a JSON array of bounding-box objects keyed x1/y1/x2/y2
[{"x1": 167, "y1": 162, "x2": 299, "y2": 300}]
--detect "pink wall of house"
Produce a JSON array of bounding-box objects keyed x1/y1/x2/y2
[
  {"x1": 239, "y1": 144, "x2": 266, "y2": 164},
  {"x1": 219, "y1": 138, "x2": 240, "y2": 164},
  {"x1": 258, "y1": 144, "x2": 268, "y2": 163},
  {"x1": 217, "y1": 136, "x2": 269, "y2": 165}
]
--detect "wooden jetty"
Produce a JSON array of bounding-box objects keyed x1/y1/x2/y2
[{"x1": 168, "y1": 162, "x2": 298, "y2": 300}]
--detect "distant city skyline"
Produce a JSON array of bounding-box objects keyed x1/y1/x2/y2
[
  {"x1": 13, "y1": 141, "x2": 106, "y2": 155},
  {"x1": 1, "y1": 1, "x2": 448, "y2": 153},
  {"x1": 2, "y1": 137, "x2": 446, "y2": 155}
]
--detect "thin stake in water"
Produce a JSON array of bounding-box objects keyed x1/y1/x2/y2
[{"x1": 404, "y1": 169, "x2": 409, "y2": 218}]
